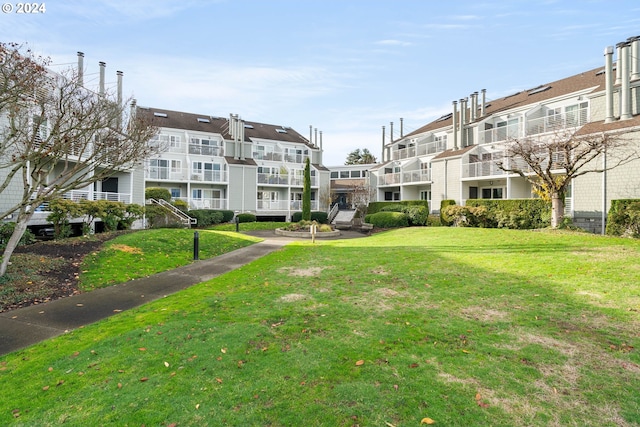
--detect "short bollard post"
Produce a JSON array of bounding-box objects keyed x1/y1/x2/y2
[
  {"x1": 193, "y1": 231, "x2": 199, "y2": 260},
  {"x1": 235, "y1": 215, "x2": 239, "y2": 232}
]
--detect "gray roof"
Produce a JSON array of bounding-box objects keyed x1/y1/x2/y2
[{"x1": 137, "y1": 107, "x2": 315, "y2": 148}]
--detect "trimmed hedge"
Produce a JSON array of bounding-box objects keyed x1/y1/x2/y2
[
  {"x1": 291, "y1": 211, "x2": 329, "y2": 224},
  {"x1": 364, "y1": 211, "x2": 409, "y2": 228},
  {"x1": 379, "y1": 203, "x2": 429, "y2": 226},
  {"x1": 466, "y1": 199, "x2": 551, "y2": 229},
  {"x1": 606, "y1": 199, "x2": 640, "y2": 237},
  {"x1": 145, "y1": 187, "x2": 172, "y2": 202},
  {"x1": 237, "y1": 213, "x2": 257, "y2": 223},
  {"x1": 368, "y1": 200, "x2": 429, "y2": 215},
  {"x1": 189, "y1": 210, "x2": 224, "y2": 228}
]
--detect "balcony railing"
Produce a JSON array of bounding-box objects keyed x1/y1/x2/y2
[
  {"x1": 257, "y1": 200, "x2": 289, "y2": 210},
  {"x1": 462, "y1": 161, "x2": 505, "y2": 178},
  {"x1": 258, "y1": 173, "x2": 288, "y2": 185},
  {"x1": 525, "y1": 109, "x2": 588, "y2": 136},
  {"x1": 188, "y1": 144, "x2": 224, "y2": 157},
  {"x1": 190, "y1": 170, "x2": 227, "y2": 183},
  {"x1": 402, "y1": 170, "x2": 432, "y2": 184},
  {"x1": 290, "y1": 176, "x2": 318, "y2": 187},
  {"x1": 253, "y1": 152, "x2": 283, "y2": 161},
  {"x1": 379, "y1": 172, "x2": 401, "y2": 186},
  {"x1": 391, "y1": 140, "x2": 446, "y2": 161},
  {"x1": 185, "y1": 198, "x2": 227, "y2": 210},
  {"x1": 478, "y1": 122, "x2": 522, "y2": 145},
  {"x1": 146, "y1": 167, "x2": 189, "y2": 181},
  {"x1": 289, "y1": 200, "x2": 319, "y2": 211}
]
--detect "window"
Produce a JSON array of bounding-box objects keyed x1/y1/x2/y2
[
  {"x1": 565, "y1": 102, "x2": 588, "y2": 127},
  {"x1": 340, "y1": 171, "x2": 350, "y2": 178},
  {"x1": 350, "y1": 170, "x2": 361, "y2": 178},
  {"x1": 482, "y1": 187, "x2": 504, "y2": 199},
  {"x1": 171, "y1": 160, "x2": 181, "y2": 173},
  {"x1": 330, "y1": 171, "x2": 339, "y2": 179},
  {"x1": 420, "y1": 190, "x2": 431, "y2": 202},
  {"x1": 170, "y1": 188, "x2": 181, "y2": 198},
  {"x1": 192, "y1": 189, "x2": 202, "y2": 199}
]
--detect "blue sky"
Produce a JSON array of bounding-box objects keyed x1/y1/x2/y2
[{"x1": 1, "y1": 0, "x2": 639, "y2": 165}]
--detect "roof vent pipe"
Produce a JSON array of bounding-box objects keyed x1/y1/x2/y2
[
  {"x1": 481, "y1": 89, "x2": 486, "y2": 117},
  {"x1": 400, "y1": 118, "x2": 404, "y2": 138},
  {"x1": 470, "y1": 92, "x2": 478, "y2": 121},
  {"x1": 615, "y1": 44, "x2": 623, "y2": 86},
  {"x1": 314, "y1": 127, "x2": 318, "y2": 148},
  {"x1": 629, "y1": 36, "x2": 640, "y2": 81},
  {"x1": 240, "y1": 119, "x2": 245, "y2": 160},
  {"x1": 99, "y1": 61, "x2": 106, "y2": 96},
  {"x1": 309, "y1": 125, "x2": 313, "y2": 146},
  {"x1": 460, "y1": 98, "x2": 467, "y2": 147},
  {"x1": 620, "y1": 42, "x2": 632, "y2": 120},
  {"x1": 319, "y1": 130, "x2": 323, "y2": 151},
  {"x1": 116, "y1": 71, "x2": 123, "y2": 107},
  {"x1": 452, "y1": 100, "x2": 458, "y2": 150},
  {"x1": 381, "y1": 126, "x2": 386, "y2": 162},
  {"x1": 389, "y1": 121, "x2": 394, "y2": 142},
  {"x1": 604, "y1": 46, "x2": 615, "y2": 123},
  {"x1": 77, "y1": 52, "x2": 84, "y2": 86}
]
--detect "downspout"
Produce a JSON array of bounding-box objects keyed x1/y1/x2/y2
[
  {"x1": 604, "y1": 46, "x2": 615, "y2": 123},
  {"x1": 602, "y1": 148, "x2": 607, "y2": 235}
]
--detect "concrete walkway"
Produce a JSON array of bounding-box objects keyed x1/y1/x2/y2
[{"x1": 0, "y1": 229, "x2": 367, "y2": 356}]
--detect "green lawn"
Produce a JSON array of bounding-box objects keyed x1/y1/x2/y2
[{"x1": 1, "y1": 227, "x2": 639, "y2": 426}]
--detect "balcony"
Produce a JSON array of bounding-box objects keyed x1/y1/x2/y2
[
  {"x1": 391, "y1": 140, "x2": 446, "y2": 161},
  {"x1": 190, "y1": 170, "x2": 227, "y2": 183},
  {"x1": 379, "y1": 172, "x2": 401, "y2": 186},
  {"x1": 525, "y1": 109, "x2": 588, "y2": 137},
  {"x1": 402, "y1": 170, "x2": 431, "y2": 184},
  {"x1": 146, "y1": 167, "x2": 189, "y2": 181},
  {"x1": 462, "y1": 161, "x2": 505, "y2": 178},
  {"x1": 290, "y1": 176, "x2": 318, "y2": 187},
  {"x1": 252, "y1": 151, "x2": 283, "y2": 161},
  {"x1": 258, "y1": 173, "x2": 288, "y2": 185},
  {"x1": 188, "y1": 144, "x2": 224, "y2": 157},
  {"x1": 185, "y1": 197, "x2": 227, "y2": 210}
]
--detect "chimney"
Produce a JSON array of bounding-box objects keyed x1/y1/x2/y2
[
  {"x1": 381, "y1": 126, "x2": 386, "y2": 162},
  {"x1": 314, "y1": 127, "x2": 318, "y2": 147},
  {"x1": 620, "y1": 42, "x2": 632, "y2": 120},
  {"x1": 309, "y1": 125, "x2": 313, "y2": 146},
  {"x1": 481, "y1": 89, "x2": 487, "y2": 117},
  {"x1": 630, "y1": 36, "x2": 640, "y2": 81},
  {"x1": 400, "y1": 118, "x2": 404, "y2": 138},
  {"x1": 469, "y1": 93, "x2": 477, "y2": 121},
  {"x1": 389, "y1": 121, "x2": 394, "y2": 142},
  {"x1": 130, "y1": 99, "x2": 137, "y2": 121},
  {"x1": 452, "y1": 100, "x2": 458, "y2": 150},
  {"x1": 116, "y1": 71, "x2": 123, "y2": 106},
  {"x1": 460, "y1": 98, "x2": 467, "y2": 147},
  {"x1": 604, "y1": 46, "x2": 615, "y2": 123},
  {"x1": 615, "y1": 43, "x2": 623, "y2": 86},
  {"x1": 99, "y1": 61, "x2": 106, "y2": 96},
  {"x1": 240, "y1": 118, "x2": 245, "y2": 160},
  {"x1": 319, "y1": 130, "x2": 323, "y2": 151},
  {"x1": 77, "y1": 52, "x2": 84, "y2": 86}
]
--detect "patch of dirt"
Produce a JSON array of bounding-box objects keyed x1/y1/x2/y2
[
  {"x1": 277, "y1": 266, "x2": 325, "y2": 277},
  {"x1": 1, "y1": 232, "x2": 127, "y2": 313}
]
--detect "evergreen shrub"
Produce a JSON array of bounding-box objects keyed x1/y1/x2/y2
[
  {"x1": 364, "y1": 211, "x2": 409, "y2": 228},
  {"x1": 606, "y1": 199, "x2": 640, "y2": 237}
]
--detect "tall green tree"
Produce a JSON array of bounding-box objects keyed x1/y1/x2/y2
[
  {"x1": 345, "y1": 148, "x2": 377, "y2": 165},
  {"x1": 302, "y1": 157, "x2": 311, "y2": 221}
]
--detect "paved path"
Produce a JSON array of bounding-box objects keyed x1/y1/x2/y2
[{"x1": 0, "y1": 230, "x2": 367, "y2": 356}]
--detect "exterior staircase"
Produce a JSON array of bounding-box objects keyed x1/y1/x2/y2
[
  {"x1": 147, "y1": 198, "x2": 197, "y2": 227},
  {"x1": 332, "y1": 209, "x2": 357, "y2": 229}
]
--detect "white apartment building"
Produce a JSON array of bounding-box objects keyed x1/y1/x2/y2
[
  {"x1": 137, "y1": 107, "x2": 331, "y2": 221},
  {"x1": 370, "y1": 36, "x2": 640, "y2": 232}
]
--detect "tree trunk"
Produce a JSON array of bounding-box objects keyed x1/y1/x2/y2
[
  {"x1": 0, "y1": 209, "x2": 34, "y2": 277},
  {"x1": 550, "y1": 193, "x2": 565, "y2": 228}
]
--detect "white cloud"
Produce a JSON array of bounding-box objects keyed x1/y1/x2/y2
[{"x1": 375, "y1": 39, "x2": 413, "y2": 47}]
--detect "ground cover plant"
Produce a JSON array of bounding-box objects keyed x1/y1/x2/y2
[
  {"x1": 1, "y1": 228, "x2": 639, "y2": 426},
  {"x1": 1, "y1": 228, "x2": 260, "y2": 311}
]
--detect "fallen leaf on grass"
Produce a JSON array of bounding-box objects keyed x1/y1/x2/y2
[
  {"x1": 42, "y1": 386, "x2": 49, "y2": 391},
  {"x1": 421, "y1": 417, "x2": 436, "y2": 424},
  {"x1": 355, "y1": 360, "x2": 365, "y2": 366},
  {"x1": 216, "y1": 378, "x2": 223, "y2": 384},
  {"x1": 164, "y1": 361, "x2": 170, "y2": 367},
  {"x1": 140, "y1": 377, "x2": 148, "y2": 382},
  {"x1": 138, "y1": 348, "x2": 146, "y2": 351}
]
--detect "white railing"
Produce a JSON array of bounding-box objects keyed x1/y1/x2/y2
[
  {"x1": 147, "y1": 198, "x2": 196, "y2": 226},
  {"x1": 188, "y1": 198, "x2": 227, "y2": 210},
  {"x1": 478, "y1": 122, "x2": 522, "y2": 145},
  {"x1": 327, "y1": 203, "x2": 339, "y2": 223},
  {"x1": 258, "y1": 173, "x2": 288, "y2": 185},
  {"x1": 252, "y1": 151, "x2": 283, "y2": 161},
  {"x1": 146, "y1": 168, "x2": 189, "y2": 181},
  {"x1": 379, "y1": 172, "x2": 401, "y2": 186},
  {"x1": 391, "y1": 140, "x2": 446, "y2": 160},
  {"x1": 188, "y1": 144, "x2": 224, "y2": 157},
  {"x1": 289, "y1": 201, "x2": 319, "y2": 211},
  {"x1": 257, "y1": 200, "x2": 289, "y2": 210},
  {"x1": 525, "y1": 109, "x2": 588, "y2": 136},
  {"x1": 402, "y1": 170, "x2": 431, "y2": 183},
  {"x1": 462, "y1": 161, "x2": 505, "y2": 178},
  {"x1": 190, "y1": 170, "x2": 227, "y2": 183},
  {"x1": 289, "y1": 176, "x2": 318, "y2": 187}
]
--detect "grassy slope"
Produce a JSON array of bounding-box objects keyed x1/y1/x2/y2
[{"x1": 1, "y1": 228, "x2": 638, "y2": 426}]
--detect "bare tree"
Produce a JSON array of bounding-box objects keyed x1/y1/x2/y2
[
  {"x1": 497, "y1": 128, "x2": 639, "y2": 228},
  {"x1": 0, "y1": 43, "x2": 159, "y2": 276}
]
